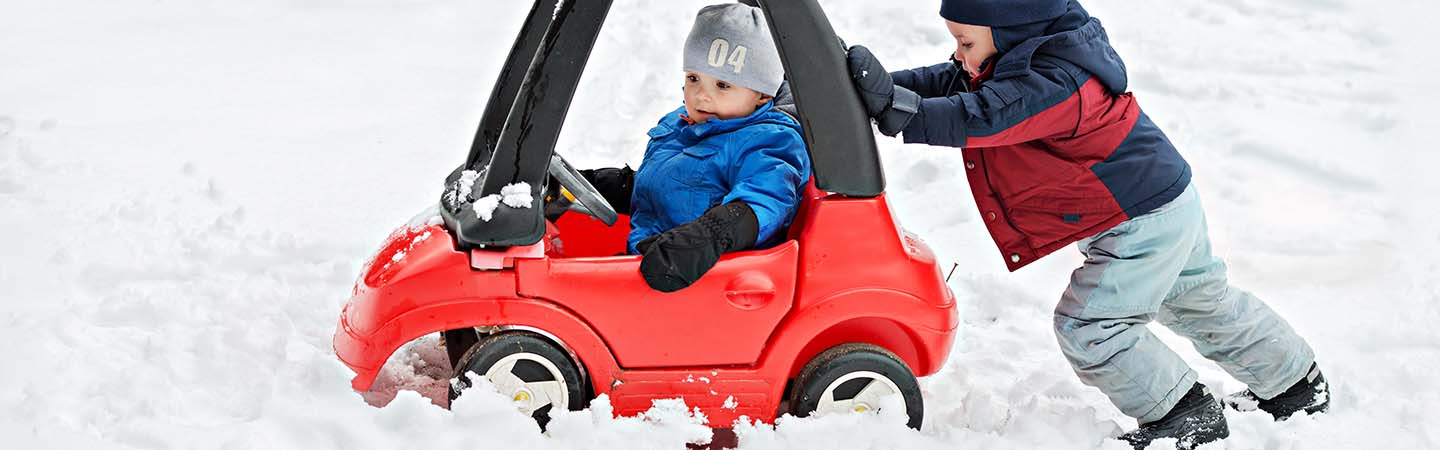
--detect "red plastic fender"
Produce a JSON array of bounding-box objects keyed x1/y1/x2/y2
[
  {"x1": 759, "y1": 289, "x2": 958, "y2": 380},
  {"x1": 333, "y1": 223, "x2": 622, "y2": 391},
  {"x1": 336, "y1": 296, "x2": 621, "y2": 392}
]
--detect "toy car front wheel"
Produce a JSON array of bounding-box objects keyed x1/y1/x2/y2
[
  {"x1": 790, "y1": 343, "x2": 924, "y2": 429},
  {"x1": 450, "y1": 332, "x2": 586, "y2": 429}
]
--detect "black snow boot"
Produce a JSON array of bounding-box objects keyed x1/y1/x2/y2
[
  {"x1": 1223, "y1": 363, "x2": 1330, "y2": 420},
  {"x1": 1118, "y1": 383, "x2": 1229, "y2": 450}
]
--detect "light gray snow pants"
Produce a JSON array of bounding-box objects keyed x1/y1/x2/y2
[{"x1": 1053, "y1": 183, "x2": 1316, "y2": 423}]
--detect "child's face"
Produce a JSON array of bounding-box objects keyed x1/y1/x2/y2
[
  {"x1": 946, "y1": 21, "x2": 999, "y2": 79},
  {"x1": 682, "y1": 71, "x2": 771, "y2": 123}
]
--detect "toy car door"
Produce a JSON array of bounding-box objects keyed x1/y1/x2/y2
[{"x1": 514, "y1": 242, "x2": 798, "y2": 368}]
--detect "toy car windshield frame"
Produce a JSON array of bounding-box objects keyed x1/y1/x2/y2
[{"x1": 441, "y1": 0, "x2": 885, "y2": 250}]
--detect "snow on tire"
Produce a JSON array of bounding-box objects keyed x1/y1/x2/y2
[{"x1": 450, "y1": 332, "x2": 587, "y2": 430}]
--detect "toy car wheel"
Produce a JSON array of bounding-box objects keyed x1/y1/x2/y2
[
  {"x1": 449, "y1": 332, "x2": 586, "y2": 429},
  {"x1": 790, "y1": 343, "x2": 924, "y2": 429}
]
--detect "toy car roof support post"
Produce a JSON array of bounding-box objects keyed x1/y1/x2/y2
[
  {"x1": 750, "y1": 0, "x2": 886, "y2": 197},
  {"x1": 463, "y1": 0, "x2": 560, "y2": 170},
  {"x1": 442, "y1": 0, "x2": 614, "y2": 249}
]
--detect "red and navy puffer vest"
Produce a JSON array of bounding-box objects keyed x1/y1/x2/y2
[{"x1": 891, "y1": 0, "x2": 1190, "y2": 271}]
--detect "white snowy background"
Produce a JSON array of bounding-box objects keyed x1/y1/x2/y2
[{"x1": 2, "y1": 0, "x2": 1437, "y2": 448}]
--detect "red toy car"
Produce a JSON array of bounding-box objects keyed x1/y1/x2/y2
[{"x1": 333, "y1": 0, "x2": 957, "y2": 430}]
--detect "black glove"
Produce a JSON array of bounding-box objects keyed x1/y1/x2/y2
[
  {"x1": 636, "y1": 201, "x2": 760, "y2": 293},
  {"x1": 578, "y1": 166, "x2": 634, "y2": 214},
  {"x1": 846, "y1": 45, "x2": 920, "y2": 137}
]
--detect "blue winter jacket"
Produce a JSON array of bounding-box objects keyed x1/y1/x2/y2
[{"x1": 627, "y1": 102, "x2": 811, "y2": 255}]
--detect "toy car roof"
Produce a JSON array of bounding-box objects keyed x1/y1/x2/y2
[{"x1": 444, "y1": 0, "x2": 885, "y2": 249}]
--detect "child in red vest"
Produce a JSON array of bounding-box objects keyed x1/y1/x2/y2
[{"x1": 846, "y1": 1, "x2": 1329, "y2": 448}]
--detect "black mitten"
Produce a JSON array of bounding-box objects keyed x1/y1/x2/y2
[
  {"x1": 637, "y1": 201, "x2": 760, "y2": 292},
  {"x1": 846, "y1": 45, "x2": 920, "y2": 137},
  {"x1": 846, "y1": 45, "x2": 895, "y2": 117},
  {"x1": 578, "y1": 166, "x2": 634, "y2": 214}
]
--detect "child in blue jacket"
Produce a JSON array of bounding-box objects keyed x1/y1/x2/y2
[
  {"x1": 845, "y1": 0, "x2": 1327, "y2": 448},
  {"x1": 582, "y1": 3, "x2": 810, "y2": 293}
]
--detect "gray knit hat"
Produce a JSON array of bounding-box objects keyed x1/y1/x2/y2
[{"x1": 683, "y1": 4, "x2": 784, "y2": 95}]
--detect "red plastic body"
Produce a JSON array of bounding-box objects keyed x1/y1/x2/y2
[{"x1": 334, "y1": 186, "x2": 958, "y2": 426}]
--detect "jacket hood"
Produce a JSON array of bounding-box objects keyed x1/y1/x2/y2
[{"x1": 989, "y1": 0, "x2": 1128, "y2": 94}]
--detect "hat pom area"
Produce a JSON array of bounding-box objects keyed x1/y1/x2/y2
[{"x1": 939, "y1": 0, "x2": 1069, "y2": 27}]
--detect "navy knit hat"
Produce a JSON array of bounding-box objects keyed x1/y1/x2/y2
[{"x1": 940, "y1": 0, "x2": 1068, "y2": 27}]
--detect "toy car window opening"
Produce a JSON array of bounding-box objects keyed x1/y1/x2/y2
[{"x1": 440, "y1": 0, "x2": 885, "y2": 252}]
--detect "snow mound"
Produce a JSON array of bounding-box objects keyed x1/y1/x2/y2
[
  {"x1": 472, "y1": 182, "x2": 533, "y2": 221},
  {"x1": 500, "y1": 181, "x2": 533, "y2": 208},
  {"x1": 471, "y1": 194, "x2": 500, "y2": 221},
  {"x1": 456, "y1": 169, "x2": 481, "y2": 200}
]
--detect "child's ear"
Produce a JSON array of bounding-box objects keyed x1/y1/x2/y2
[{"x1": 757, "y1": 94, "x2": 774, "y2": 107}]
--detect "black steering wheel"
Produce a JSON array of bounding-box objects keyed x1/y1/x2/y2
[{"x1": 547, "y1": 153, "x2": 618, "y2": 226}]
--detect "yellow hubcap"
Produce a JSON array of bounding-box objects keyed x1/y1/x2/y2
[
  {"x1": 853, "y1": 405, "x2": 869, "y2": 413},
  {"x1": 514, "y1": 392, "x2": 531, "y2": 402}
]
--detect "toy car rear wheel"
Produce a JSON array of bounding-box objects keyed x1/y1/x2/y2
[
  {"x1": 789, "y1": 343, "x2": 924, "y2": 429},
  {"x1": 449, "y1": 332, "x2": 586, "y2": 429}
]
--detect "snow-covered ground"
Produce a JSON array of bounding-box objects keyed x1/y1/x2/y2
[{"x1": 3, "y1": 0, "x2": 1437, "y2": 448}]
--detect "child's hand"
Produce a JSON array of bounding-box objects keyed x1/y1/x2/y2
[
  {"x1": 846, "y1": 45, "x2": 896, "y2": 117},
  {"x1": 846, "y1": 45, "x2": 921, "y2": 137},
  {"x1": 637, "y1": 202, "x2": 759, "y2": 293}
]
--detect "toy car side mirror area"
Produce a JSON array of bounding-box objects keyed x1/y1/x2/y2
[
  {"x1": 438, "y1": 171, "x2": 547, "y2": 251},
  {"x1": 439, "y1": 154, "x2": 619, "y2": 253}
]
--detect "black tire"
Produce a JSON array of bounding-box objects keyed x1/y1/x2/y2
[
  {"x1": 449, "y1": 332, "x2": 587, "y2": 430},
  {"x1": 790, "y1": 343, "x2": 924, "y2": 429}
]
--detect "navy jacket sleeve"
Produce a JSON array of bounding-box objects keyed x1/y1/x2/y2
[
  {"x1": 900, "y1": 58, "x2": 1083, "y2": 148},
  {"x1": 721, "y1": 125, "x2": 810, "y2": 248},
  {"x1": 890, "y1": 61, "x2": 962, "y2": 99}
]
